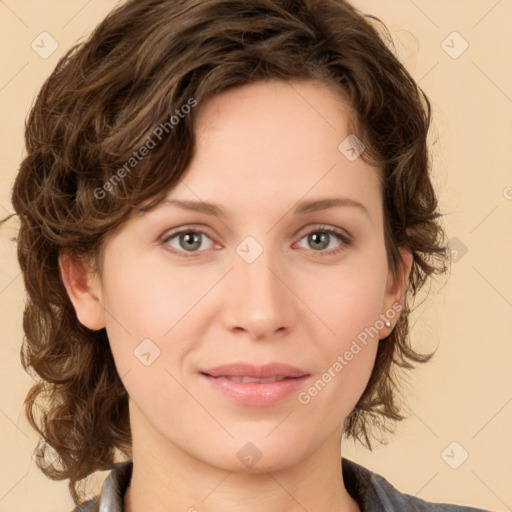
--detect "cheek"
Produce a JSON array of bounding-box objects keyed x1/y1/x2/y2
[
  {"x1": 103, "y1": 255, "x2": 205, "y2": 335},
  {"x1": 100, "y1": 254, "x2": 215, "y2": 382},
  {"x1": 289, "y1": 263, "x2": 385, "y2": 411},
  {"x1": 301, "y1": 259, "x2": 388, "y2": 345},
  {"x1": 100, "y1": 266, "x2": 196, "y2": 415}
]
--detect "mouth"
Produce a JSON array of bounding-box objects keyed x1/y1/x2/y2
[
  {"x1": 200, "y1": 362, "x2": 309, "y2": 380},
  {"x1": 198, "y1": 362, "x2": 310, "y2": 406},
  {"x1": 200, "y1": 374, "x2": 300, "y2": 383}
]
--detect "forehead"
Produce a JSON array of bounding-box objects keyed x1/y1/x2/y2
[{"x1": 162, "y1": 79, "x2": 381, "y2": 218}]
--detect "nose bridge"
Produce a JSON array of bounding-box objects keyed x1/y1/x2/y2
[{"x1": 223, "y1": 237, "x2": 295, "y2": 338}]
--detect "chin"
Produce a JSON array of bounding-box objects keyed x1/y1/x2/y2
[{"x1": 203, "y1": 435, "x2": 307, "y2": 474}]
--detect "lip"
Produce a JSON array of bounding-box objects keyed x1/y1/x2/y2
[
  {"x1": 199, "y1": 363, "x2": 310, "y2": 407},
  {"x1": 200, "y1": 362, "x2": 309, "y2": 379}
]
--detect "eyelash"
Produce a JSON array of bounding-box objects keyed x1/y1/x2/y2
[{"x1": 161, "y1": 224, "x2": 352, "y2": 258}]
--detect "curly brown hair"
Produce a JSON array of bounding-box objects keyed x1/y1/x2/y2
[{"x1": 10, "y1": 0, "x2": 450, "y2": 505}]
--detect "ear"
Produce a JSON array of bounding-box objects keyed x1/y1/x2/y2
[
  {"x1": 380, "y1": 248, "x2": 413, "y2": 335},
  {"x1": 58, "y1": 251, "x2": 106, "y2": 330}
]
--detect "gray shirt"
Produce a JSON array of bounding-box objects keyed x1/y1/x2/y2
[{"x1": 71, "y1": 458, "x2": 492, "y2": 511}]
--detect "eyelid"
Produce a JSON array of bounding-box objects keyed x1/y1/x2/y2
[
  {"x1": 293, "y1": 224, "x2": 352, "y2": 257},
  {"x1": 161, "y1": 223, "x2": 352, "y2": 257},
  {"x1": 160, "y1": 224, "x2": 218, "y2": 253},
  {"x1": 295, "y1": 223, "x2": 352, "y2": 243}
]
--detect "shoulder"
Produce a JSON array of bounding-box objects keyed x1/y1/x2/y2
[
  {"x1": 70, "y1": 458, "x2": 491, "y2": 512},
  {"x1": 70, "y1": 497, "x2": 97, "y2": 512},
  {"x1": 342, "y1": 457, "x2": 492, "y2": 512},
  {"x1": 69, "y1": 460, "x2": 133, "y2": 512}
]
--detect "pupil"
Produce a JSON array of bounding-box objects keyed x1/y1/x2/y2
[
  {"x1": 310, "y1": 232, "x2": 328, "y2": 250},
  {"x1": 182, "y1": 232, "x2": 200, "y2": 250}
]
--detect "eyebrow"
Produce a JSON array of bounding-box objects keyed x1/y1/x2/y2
[{"x1": 157, "y1": 197, "x2": 370, "y2": 218}]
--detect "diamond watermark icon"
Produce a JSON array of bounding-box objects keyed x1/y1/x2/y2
[
  {"x1": 31, "y1": 441, "x2": 59, "y2": 469},
  {"x1": 237, "y1": 442, "x2": 263, "y2": 468},
  {"x1": 448, "y1": 236, "x2": 468, "y2": 263},
  {"x1": 441, "y1": 31, "x2": 469, "y2": 59},
  {"x1": 441, "y1": 441, "x2": 469, "y2": 469},
  {"x1": 338, "y1": 134, "x2": 366, "y2": 161},
  {"x1": 31, "y1": 31, "x2": 59, "y2": 59},
  {"x1": 134, "y1": 338, "x2": 161, "y2": 366},
  {"x1": 236, "y1": 236, "x2": 264, "y2": 264}
]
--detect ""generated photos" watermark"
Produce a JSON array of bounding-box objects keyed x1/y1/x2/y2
[
  {"x1": 94, "y1": 97, "x2": 197, "y2": 200},
  {"x1": 297, "y1": 302, "x2": 402, "y2": 405}
]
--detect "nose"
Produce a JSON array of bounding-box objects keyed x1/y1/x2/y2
[{"x1": 220, "y1": 247, "x2": 297, "y2": 341}]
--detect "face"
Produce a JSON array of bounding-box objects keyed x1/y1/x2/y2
[{"x1": 62, "y1": 79, "x2": 411, "y2": 473}]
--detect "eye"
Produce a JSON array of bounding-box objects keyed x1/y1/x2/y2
[
  {"x1": 162, "y1": 227, "x2": 216, "y2": 256},
  {"x1": 161, "y1": 224, "x2": 352, "y2": 258},
  {"x1": 295, "y1": 224, "x2": 352, "y2": 256}
]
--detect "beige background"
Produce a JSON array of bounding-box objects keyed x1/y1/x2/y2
[{"x1": 1, "y1": 1, "x2": 511, "y2": 510}]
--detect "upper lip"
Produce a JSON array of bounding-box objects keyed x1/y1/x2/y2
[{"x1": 200, "y1": 363, "x2": 309, "y2": 379}]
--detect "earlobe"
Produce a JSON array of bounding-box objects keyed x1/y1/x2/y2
[{"x1": 58, "y1": 251, "x2": 106, "y2": 331}]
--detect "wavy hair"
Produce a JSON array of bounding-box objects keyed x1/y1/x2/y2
[{"x1": 11, "y1": 0, "x2": 450, "y2": 505}]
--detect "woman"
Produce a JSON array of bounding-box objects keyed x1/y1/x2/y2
[{"x1": 11, "y1": 0, "x2": 491, "y2": 510}]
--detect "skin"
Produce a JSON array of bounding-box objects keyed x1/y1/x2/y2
[{"x1": 60, "y1": 78, "x2": 412, "y2": 512}]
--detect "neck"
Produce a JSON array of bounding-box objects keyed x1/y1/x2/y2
[{"x1": 124, "y1": 405, "x2": 360, "y2": 512}]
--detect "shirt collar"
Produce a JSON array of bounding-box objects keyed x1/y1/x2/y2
[{"x1": 90, "y1": 457, "x2": 386, "y2": 511}]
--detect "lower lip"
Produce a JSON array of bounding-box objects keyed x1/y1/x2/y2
[{"x1": 200, "y1": 374, "x2": 310, "y2": 406}]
